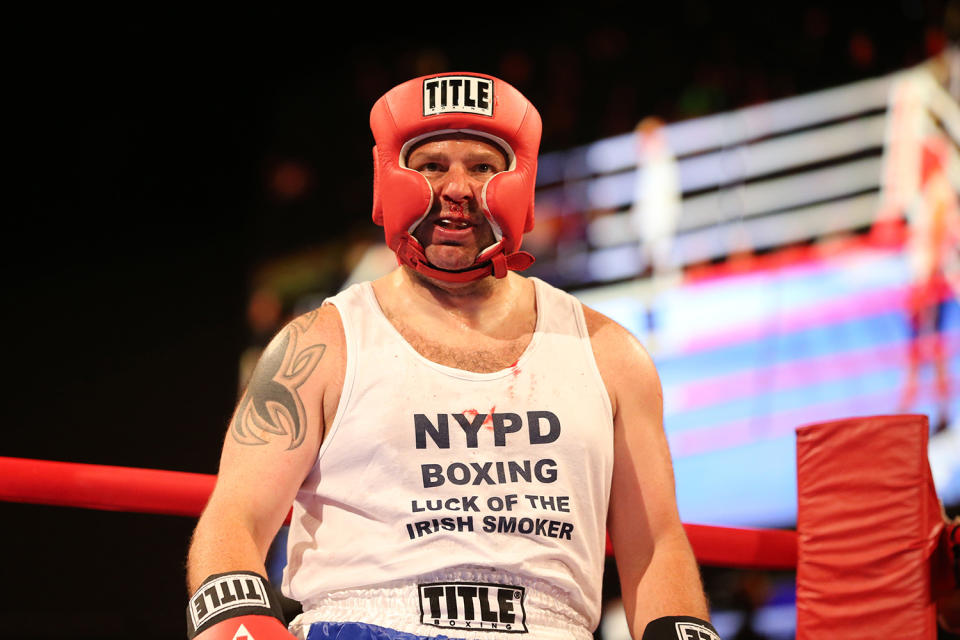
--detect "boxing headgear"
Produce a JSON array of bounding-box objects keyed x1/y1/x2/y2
[{"x1": 370, "y1": 72, "x2": 542, "y2": 283}]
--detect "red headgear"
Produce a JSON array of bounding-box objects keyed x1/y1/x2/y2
[{"x1": 370, "y1": 72, "x2": 542, "y2": 282}]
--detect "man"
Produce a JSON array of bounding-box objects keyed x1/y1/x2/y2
[{"x1": 186, "y1": 72, "x2": 717, "y2": 640}]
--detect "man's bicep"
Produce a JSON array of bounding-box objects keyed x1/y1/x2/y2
[
  {"x1": 588, "y1": 316, "x2": 684, "y2": 574},
  {"x1": 606, "y1": 352, "x2": 682, "y2": 560},
  {"x1": 208, "y1": 309, "x2": 335, "y2": 550}
]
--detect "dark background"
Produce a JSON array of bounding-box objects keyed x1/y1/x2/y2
[{"x1": 4, "y1": 4, "x2": 954, "y2": 637}]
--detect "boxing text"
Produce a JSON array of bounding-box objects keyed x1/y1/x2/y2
[{"x1": 421, "y1": 458, "x2": 557, "y2": 488}]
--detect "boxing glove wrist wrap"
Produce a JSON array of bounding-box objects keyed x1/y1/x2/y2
[
  {"x1": 642, "y1": 615, "x2": 722, "y2": 640},
  {"x1": 186, "y1": 571, "x2": 286, "y2": 638}
]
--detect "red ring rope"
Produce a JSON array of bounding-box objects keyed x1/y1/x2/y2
[
  {"x1": 0, "y1": 456, "x2": 797, "y2": 570},
  {"x1": 0, "y1": 456, "x2": 215, "y2": 518}
]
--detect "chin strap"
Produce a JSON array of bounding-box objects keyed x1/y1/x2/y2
[{"x1": 395, "y1": 237, "x2": 535, "y2": 283}]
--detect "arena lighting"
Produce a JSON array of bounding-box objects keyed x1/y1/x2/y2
[
  {"x1": 669, "y1": 193, "x2": 880, "y2": 261},
  {"x1": 535, "y1": 119, "x2": 887, "y2": 215},
  {"x1": 677, "y1": 157, "x2": 880, "y2": 229},
  {"x1": 585, "y1": 162, "x2": 881, "y2": 249},
  {"x1": 536, "y1": 74, "x2": 893, "y2": 183},
  {"x1": 584, "y1": 154, "x2": 881, "y2": 213},
  {"x1": 535, "y1": 69, "x2": 958, "y2": 284},
  {"x1": 675, "y1": 114, "x2": 886, "y2": 193}
]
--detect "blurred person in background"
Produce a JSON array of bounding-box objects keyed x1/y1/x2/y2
[
  {"x1": 629, "y1": 116, "x2": 682, "y2": 348},
  {"x1": 898, "y1": 135, "x2": 960, "y2": 434},
  {"x1": 875, "y1": 1, "x2": 960, "y2": 434}
]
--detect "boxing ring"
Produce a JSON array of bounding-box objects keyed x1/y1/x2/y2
[{"x1": 1, "y1": 414, "x2": 955, "y2": 637}]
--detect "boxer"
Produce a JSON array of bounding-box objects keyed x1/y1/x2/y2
[{"x1": 187, "y1": 72, "x2": 716, "y2": 640}]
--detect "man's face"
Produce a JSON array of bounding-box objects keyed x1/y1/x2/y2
[{"x1": 407, "y1": 135, "x2": 507, "y2": 272}]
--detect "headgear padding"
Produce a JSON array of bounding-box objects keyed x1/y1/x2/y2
[{"x1": 370, "y1": 72, "x2": 542, "y2": 282}]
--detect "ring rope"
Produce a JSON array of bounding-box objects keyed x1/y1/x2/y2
[{"x1": 0, "y1": 456, "x2": 797, "y2": 570}]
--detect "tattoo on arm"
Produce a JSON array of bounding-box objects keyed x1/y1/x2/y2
[
  {"x1": 291, "y1": 309, "x2": 318, "y2": 333},
  {"x1": 232, "y1": 322, "x2": 326, "y2": 449}
]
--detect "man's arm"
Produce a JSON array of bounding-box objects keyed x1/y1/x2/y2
[
  {"x1": 584, "y1": 306, "x2": 709, "y2": 638},
  {"x1": 186, "y1": 305, "x2": 344, "y2": 593}
]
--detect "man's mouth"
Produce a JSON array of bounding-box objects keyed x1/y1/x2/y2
[{"x1": 436, "y1": 218, "x2": 472, "y2": 230}]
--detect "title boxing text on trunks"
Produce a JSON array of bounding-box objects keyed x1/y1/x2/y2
[{"x1": 418, "y1": 581, "x2": 528, "y2": 633}]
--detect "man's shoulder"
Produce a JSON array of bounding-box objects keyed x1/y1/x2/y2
[
  {"x1": 580, "y1": 303, "x2": 637, "y2": 350},
  {"x1": 580, "y1": 303, "x2": 659, "y2": 399},
  {"x1": 275, "y1": 305, "x2": 347, "y2": 422},
  {"x1": 284, "y1": 303, "x2": 344, "y2": 338},
  {"x1": 261, "y1": 304, "x2": 346, "y2": 383},
  {"x1": 529, "y1": 279, "x2": 652, "y2": 371}
]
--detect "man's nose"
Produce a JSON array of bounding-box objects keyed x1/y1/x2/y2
[{"x1": 438, "y1": 163, "x2": 476, "y2": 203}]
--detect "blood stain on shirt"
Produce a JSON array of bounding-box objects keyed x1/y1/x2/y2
[
  {"x1": 461, "y1": 407, "x2": 496, "y2": 430},
  {"x1": 482, "y1": 406, "x2": 495, "y2": 430},
  {"x1": 507, "y1": 359, "x2": 522, "y2": 397}
]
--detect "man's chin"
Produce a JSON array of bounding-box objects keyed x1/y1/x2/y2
[{"x1": 423, "y1": 246, "x2": 480, "y2": 272}]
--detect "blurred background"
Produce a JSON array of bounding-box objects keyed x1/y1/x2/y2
[{"x1": 5, "y1": 3, "x2": 959, "y2": 638}]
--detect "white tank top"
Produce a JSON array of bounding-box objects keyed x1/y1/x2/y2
[{"x1": 283, "y1": 278, "x2": 614, "y2": 639}]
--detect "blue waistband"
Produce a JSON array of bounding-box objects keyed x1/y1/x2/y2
[{"x1": 306, "y1": 621, "x2": 467, "y2": 640}]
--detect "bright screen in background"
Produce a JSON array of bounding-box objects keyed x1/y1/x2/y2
[{"x1": 575, "y1": 244, "x2": 960, "y2": 528}]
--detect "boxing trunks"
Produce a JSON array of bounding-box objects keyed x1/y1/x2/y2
[{"x1": 304, "y1": 621, "x2": 462, "y2": 640}]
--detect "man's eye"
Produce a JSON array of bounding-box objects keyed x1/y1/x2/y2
[
  {"x1": 419, "y1": 162, "x2": 443, "y2": 173},
  {"x1": 475, "y1": 163, "x2": 496, "y2": 173}
]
